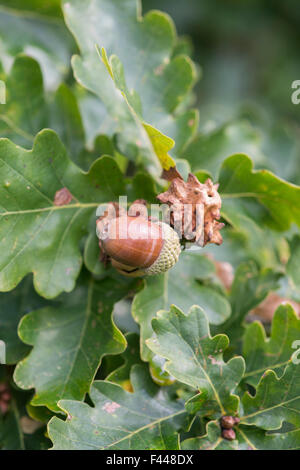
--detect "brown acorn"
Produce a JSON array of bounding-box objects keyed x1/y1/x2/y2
[
  {"x1": 222, "y1": 428, "x2": 236, "y2": 441},
  {"x1": 97, "y1": 215, "x2": 181, "y2": 277},
  {"x1": 220, "y1": 415, "x2": 236, "y2": 429}
]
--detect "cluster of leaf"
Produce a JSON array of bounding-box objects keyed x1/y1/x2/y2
[{"x1": 0, "y1": 0, "x2": 300, "y2": 450}]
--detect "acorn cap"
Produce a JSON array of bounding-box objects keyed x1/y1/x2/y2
[{"x1": 143, "y1": 221, "x2": 181, "y2": 275}]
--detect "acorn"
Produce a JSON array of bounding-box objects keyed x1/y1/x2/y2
[
  {"x1": 220, "y1": 415, "x2": 236, "y2": 429},
  {"x1": 222, "y1": 429, "x2": 236, "y2": 441},
  {"x1": 97, "y1": 215, "x2": 181, "y2": 277}
]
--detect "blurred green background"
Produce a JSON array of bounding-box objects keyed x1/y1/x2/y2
[{"x1": 144, "y1": 0, "x2": 300, "y2": 122}]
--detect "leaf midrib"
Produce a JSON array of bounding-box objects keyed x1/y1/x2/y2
[
  {"x1": 103, "y1": 409, "x2": 185, "y2": 450},
  {"x1": 241, "y1": 395, "x2": 300, "y2": 421},
  {"x1": 0, "y1": 202, "x2": 99, "y2": 217},
  {"x1": 58, "y1": 277, "x2": 95, "y2": 401},
  {"x1": 237, "y1": 428, "x2": 257, "y2": 450},
  {"x1": 244, "y1": 359, "x2": 291, "y2": 379},
  {"x1": 50, "y1": 407, "x2": 185, "y2": 450}
]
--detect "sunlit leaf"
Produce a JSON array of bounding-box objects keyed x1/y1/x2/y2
[
  {"x1": 48, "y1": 365, "x2": 185, "y2": 450},
  {"x1": 14, "y1": 275, "x2": 135, "y2": 412},
  {"x1": 0, "y1": 130, "x2": 124, "y2": 298},
  {"x1": 243, "y1": 304, "x2": 300, "y2": 387},
  {"x1": 147, "y1": 305, "x2": 245, "y2": 418}
]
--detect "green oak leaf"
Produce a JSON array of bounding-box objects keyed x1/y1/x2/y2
[
  {"x1": 240, "y1": 362, "x2": 300, "y2": 430},
  {"x1": 147, "y1": 305, "x2": 245, "y2": 419},
  {"x1": 132, "y1": 250, "x2": 231, "y2": 361},
  {"x1": 0, "y1": 1, "x2": 62, "y2": 18},
  {"x1": 0, "y1": 5, "x2": 74, "y2": 90},
  {"x1": 50, "y1": 83, "x2": 86, "y2": 165},
  {"x1": 62, "y1": 0, "x2": 197, "y2": 173},
  {"x1": 74, "y1": 133, "x2": 118, "y2": 173},
  {"x1": 63, "y1": 0, "x2": 197, "y2": 141},
  {"x1": 13, "y1": 275, "x2": 137, "y2": 412},
  {"x1": 0, "y1": 130, "x2": 125, "y2": 298},
  {"x1": 0, "y1": 275, "x2": 48, "y2": 364},
  {"x1": 183, "y1": 120, "x2": 266, "y2": 179},
  {"x1": 219, "y1": 153, "x2": 300, "y2": 231},
  {"x1": 0, "y1": 55, "x2": 46, "y2": 147},
  {"x1": 243, "y1": 304, "x2": 300, "y2": 387},
  {"x1": 0, "y1": 55, "x2": 87, "y2": 166},
  {"x1": 76, "y1": 92, "x2": 115, "y2": 149},
  {"x1": 217, "y1": 200, "x2": 288, "y2": 270},
  {"x1": 100, "y1": 47, "x2": 194, "y2": 174},
  {"x1": 130, "y1": 171, "x2": 158, "y2": 204},
  {"x1": 48, "y1": 365, "x2": 185, "y2": 450},
  {"x1": 236, "y1": 425, "x2": 300, "y2": 450}
]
